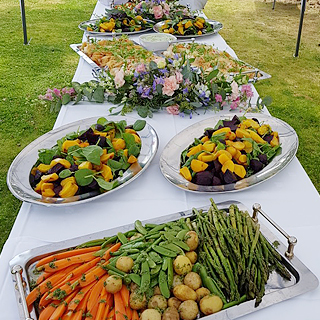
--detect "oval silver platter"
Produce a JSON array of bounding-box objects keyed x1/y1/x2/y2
[
  {"x1": 78, "y1": 19, "x2": 154, "y2": 36},
  {"x1": 7, "y1": 116, "x2": 158, "y2": 206},
  {"x1": 160, "y1": 113, "x2": 299, "y2": 193},
  {"x1": 153, "y1": 19, "x2": 223, "y2": 38},
  {"x1": 9, "y1": 201, "x2": 318, "y2": 320}
]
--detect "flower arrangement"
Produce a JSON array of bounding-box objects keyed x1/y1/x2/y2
[
  {"x1": 39, "y1": 50, "x2": 271, "y2": 117},
  {"x1": 132, "y1": 0, "x2": 191, "y2": 22},
  {"x1": 92, "y1": 53, "x2": 257, "y2": 117}
]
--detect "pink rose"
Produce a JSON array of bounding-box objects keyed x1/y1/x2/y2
[
  {"x1": 215, "y1": 94, "x2": 223, "y2": 103},
  {"x1": 166, "y1": 104, "x2": 180, "y2": 115},
  {"x1": 53, "y1": 88, "x2": 61, "y2": 99},
  {"x1": 241, "y1": 84, "x2": 254, "y2": 98},
  {"x1": 162, "y1": 75, "x2": 179, "y2": 96},
  {"x1": 135, "y1": 63, "x2": 146, "y2": 73},
  {"x1": 153, "y1": 5, "x2": 163, "y2": 20},
  {"x1": 135, "y1": 2, "x2": 142, "y2": 10},
  {"x1": 230, "y1": 97, "x2": 240, "y2": 110},
  {"x1": 163, "y1": 3, "x2": 170, "y2": 15},
  {"x1": 175, "y1": 71, "x2": 183, "y2": 84},
  {"x1": 114, "y1": 69, "x2": 125, "y2": 88}
]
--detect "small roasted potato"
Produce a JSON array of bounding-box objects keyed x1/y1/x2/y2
[
  {"x1": 168, "y1": 297, "x2": 181, "y2": 309},
  {"x1": 116, "y1": 256, "x2": 134, "y2": 273},
  {"x1": 184, "y1": 272, "x2": 202, "y2": 290},
  {"x1": 162, "y1": 307, "x2": 179, "y2": 320},
  {"x1": 185, "y1": 231, "x2": 199, "y2": 251},
  {"x1": 172, "y1": 275, "x2": 184, "y2": 288},
  {"x1": 153, "y1": 285, "x2": 161, "y2": 295},
  {"x1": 104, "y1": 275, "x2": 122, "y2": 293},
  {"x1": 196, "y1": 287, "x2": 210, "y2": 302},
  {"x1": 179, "y1": 300, "x2": 199, "y2": 320},
  {"x1": 200, "y1": 295, "x2": 223, "y2": 315},
  {"x1": 173, "y1": 285, "x2": 197, "y2": 301},
  {"x1": 173, "y1": 255, "x2": 192, "y2": 275},
  {"x1": 185, "y1": 251, "x2": 197, "y2": 264},
  {"x1": 148, "y1": 295, "x2": 168, "y2": 311},
  {"x1": 140, "y1": 309, "x2": 161, "y2": 320},
  {"x1": 129, "y1": 291, "x2": 147, "y2": 310}
]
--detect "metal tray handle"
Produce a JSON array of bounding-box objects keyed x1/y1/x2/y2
[
  {"x1": 11, "y1": 265, "x2": 34, "y2": 320},
  {"x1": 252, "y1": 203, "x2": 297, "y2": 259}
]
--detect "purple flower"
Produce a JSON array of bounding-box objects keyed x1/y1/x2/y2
[
  {"x1": 173, "y1": 53, "x2": 180, "y2": 60},
  {"x1": 141, "y1": 87, "x2": 151, "y2": 98},
  {"x1": 53, "y1": 88, "x2": 61, "y2": 99},
  {"x1": 182, "y1": 87, "x2": 188, "y2": 94},
  {"x1": 159, "y1": 68, "x2": 168, "y2": 74},
  {"x1": 241, "y1": 84, "x2": 254, "y2": 98},
  {"x1": 137, "y1": 86, "x2": 144, "y2": 94}
]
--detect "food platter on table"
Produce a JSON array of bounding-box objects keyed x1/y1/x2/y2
[
  {"x1": 6, "y1": 116, "x2": 158, "y2": 206},
  {"x1": 160, "y1": 113, "x2": 299, "y2": 193},
  {"x1": 153, "y1": 18, "x2": 223, "y2": 38},
  {"x1": 9, "y1": 200, "x2": 318, "y2": 320}
]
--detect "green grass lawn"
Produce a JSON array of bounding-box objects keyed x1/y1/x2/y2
[{"x1": 0, "y1": 0, "x2": 319, "y2": 252}]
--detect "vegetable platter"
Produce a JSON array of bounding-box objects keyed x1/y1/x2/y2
[
  {"x1": 153, "y1": 18, "x2": 223, "y2": 38},
  {"x1": 9, "y1": 200, "x2": 318, "y2": 320},
  {"x1": 160, "y1": 113, "x2": 298, "y2": 193},
  {"x1": 7, "y1": 116, "x2": 158, "y2": 206}
]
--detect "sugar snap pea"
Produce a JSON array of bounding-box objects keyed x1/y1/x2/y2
[
  {"x1": 159, "y1": 242, "x2": 184, "y2": 255},
  {"x1": 159, "y1": 270, "x2": 170, "y2": 298},
  {"x1": 149, "y1": 251, "x2": 162, "y2": 264},
  {"x1": 176, "y1": 229, "x2": 188, "y2": 240},
  {"x1": 129, "y1": 273, "x2": 141, "y2": 286},
  {"x1": 167, "y1": 257, "x2": 174, "y2": 289},
  {"x1": 117, "y1": 232, "x2": 128, "y2": 244},
  {"x1": 178, "y1": 218, "x2": 189, "y2": 230},
  {"x1": 150, "y1": 277, "x2": 159, "y2": 287},
  {"x1": 105, "y1": 264, "x2": 127, "y2": 276},
  {"x1": 162, "y1": 257, "x2": 168, "y2": 271},
  {"x1": 101, "y1": 235, "x2": 118, "y2": 248},
  {"x1": 146, "y1": 256, "x2": 157, "y2": 269},
  {"x1": 134, "y1": 220, "x2": 147, "y2": 235},
  {"x1": 152, "y1": 245, "x2": 177, "y2": 258},
  {"x1": 150, "y1": 264, "x2": 161, "y2": 275},
  {"x1": 124, "y1": 230, "x2": 137, "y2": 237},
  {"x1": 140, "y1": 261, "x2": 150, "y2": 293},
  {"x1": 148, "y1": 224, "x2": 166, "y2": 233},
  {"x1": 145, "y1": 223, "x2": 158, "y2": 229},
  {"x1": 76, "y1": 238, "x2": 106, "y2": 248}
]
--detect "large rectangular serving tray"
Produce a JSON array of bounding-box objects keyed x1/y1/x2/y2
[
  {"x1": 70, "y1": 42, "x2": 271, "y2": 83},
  {"x1": 9, "y1": 200, "x2": 318, "y2": 320}
]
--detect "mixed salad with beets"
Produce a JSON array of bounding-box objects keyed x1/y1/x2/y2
[
  {"x1": 30, "y1": 118, "x2": 146, "y2": 199},
  {"x1": 180, "y1": 115, "x2": 281, "y2": 186}
]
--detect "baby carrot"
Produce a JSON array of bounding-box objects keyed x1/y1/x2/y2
[
  {"x1": 40, "y1": 252, "x2": 97, "y2": 272},
  {"x1": 102, "y1": 243, "x2": 121, "y2": 261},
  {"x1": 49, "y1": 290, "x2": 78, "y2": 320},
  {"x1": 70, "y1": 288, "x2": 91, "y2": 320},
  {"x1": 38, "y1": 303, "x2": 59, "y2": 320},
  {"x1": 114, "y1": 291, "x2": 127, "y2": 320},
  {"x1": 68, "y1": 281, "x2": 96, "y2": 311},
  {"x1": 36, "y1": 246, "x2": 101, "y2": 268},
  {"x1": 132, "y1": 310, "x2": 139, "y2": 320},
  {"x1": 119, "y1": 284, "x2": 130, "y2": 307},
  {"x1": 87, "y1": 274, "x2": 109, "y2": 311}
]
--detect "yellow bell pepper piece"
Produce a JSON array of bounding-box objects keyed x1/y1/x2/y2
[
  {"x1": 50, "y1": 158, "x2": 71, "y2": 169},
  {"x1": 221, "y1": 160, "x2": 235, "y2": 173},
  {"x1": 37, "y1": 164, "x2": 52, "y2": 173},
  {"x1": 186, "y1": 144, "x2": 203, "y2": 157},
  {"x1": 61, "y1": 176, "x2": 76, "y2": 187},
  {"x1": 234, "y1": 164, "x2": 246, "y2": 178},
  {"x1": 236, "y1": 128, "x2": 251, "y2": 139},
  {"x1": 242, "y1": 119, "x2": 260, "y2": 130},
  {"x1": 41, "y1": 173, "x2": 59, "y2": 182},
  {"x1": 101, "y1": 164, "x2": 113, "y2": 181},
  {"x1": 78, "y1": 161, "x2": 93, "y2": 170},
  {"x1": 112, "y1": 138, "x2": 126, "y2": 151},
  {"x1": 198, "y1": 152, "x2": 215, "y2": 163},
  {"x1": 202, "y1": 141, "x2": 216, "y2": 152},
  {"x1": 180, "y1": 166, "x2": 192, "y2": 181},
  {"x1": 100, "y1": 152, "x2": 114, "y2": 164},
  {"x1": 201, "y1": 136, "x2": 209, "y2": 143},
  {"x1": 62, "y1": 139, "x2": 81, "y2": 152},
  {"x1": 248, "y1": 130, "x2": 267, "y2": 144},
  {"x1": 59, "y1": 181, "x2": 78, "y2": 198},
  {"x1": 218, "y1": 153, "x2": 232, "y2": 165},
  {"x1": 191, "y1": 159, "x2": 208, "y2": 172}
]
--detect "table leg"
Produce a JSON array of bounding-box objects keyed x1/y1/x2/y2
[
  {"x1": 294, "y1": 0, "x2": 307, "y2": 57},
  {"x1": 19, "y1": 0, "x2": 28, "y2": 45},
  {"x1": 272, "y1": 0, "x2": 276, "y2": 10}
]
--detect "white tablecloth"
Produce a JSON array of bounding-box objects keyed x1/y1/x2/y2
[{"x1": 1, "y1": 1, "x2": 320, "y2": 319}]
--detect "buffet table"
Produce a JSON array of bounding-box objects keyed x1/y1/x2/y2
[{"x1": 1, "y1": 1, "x2": 320, "y2": 319}]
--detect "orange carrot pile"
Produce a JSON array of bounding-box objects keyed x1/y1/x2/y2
[{"x1": 26, "y1": 243, "x2": 135, "y2": 320}]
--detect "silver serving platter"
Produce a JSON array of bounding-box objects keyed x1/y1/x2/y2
[
  {"x1": 7, "y1": 116, "x2": 158, "y2": 207},
  {"x1": 153, "y1": 19, "x2": 223, "y2": 38},
  {"x1": 9, "y1": 201, "x2": 318, "y2": 320},
  {"x1": 70, "y1": 43, "x2": 101, "y2": 71},
  {"x1": 78, "y1": 18, "x2": 154, "y2": 36},
  {"x1": 160, "y1": 113, "x2": 299, "y2": 193}
]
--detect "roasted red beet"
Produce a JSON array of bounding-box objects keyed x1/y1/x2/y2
[
  {"x1": 69, "y1": 164, "x2": 79, "y2": 172},
  {"x1": 213, "y1": 159, "x2": 222, "y2": 172},
  {"x1": 95, "y1": 124, "x2": 105, "y2": 131},
  {"x1": 97, "y1": 136, "x2": 107, "y2": 148},
  {"x1": 263, "y1": 135, "x2": 273, "y2": 143},
  {"x1": 258, "y1": 154, "x2": 268, "y2": 165},
  {"x1": 250, "y1": 159, "x2": 264, "y2": 173},
  {"x1": 204, "y1": 129, "x2": 214, "y2": 138},
  {"x1": 78, "y1": 128, "x2": 94, "y2": 141},
  {"x1": 34, "y1": 170, "x2": 43, "y2": 181},
  {"x1": 47, "y1": 163, "x2": 64, "y2": 174},
  {"x1": 223, "y1": 170, "x2": 238, "y2": 184},
  {"x1": 212, "y1": 176, "x2": 222, "y2": 186},
  {"x1": 222, "y1": 120, "x2": 238, "y2": 132},
  {"x1": 53, "y1": 185, "x2": 63, "y2": 196},
  {"x1": 194, "y1": 171, "x2": 213, "y2": 186}
]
